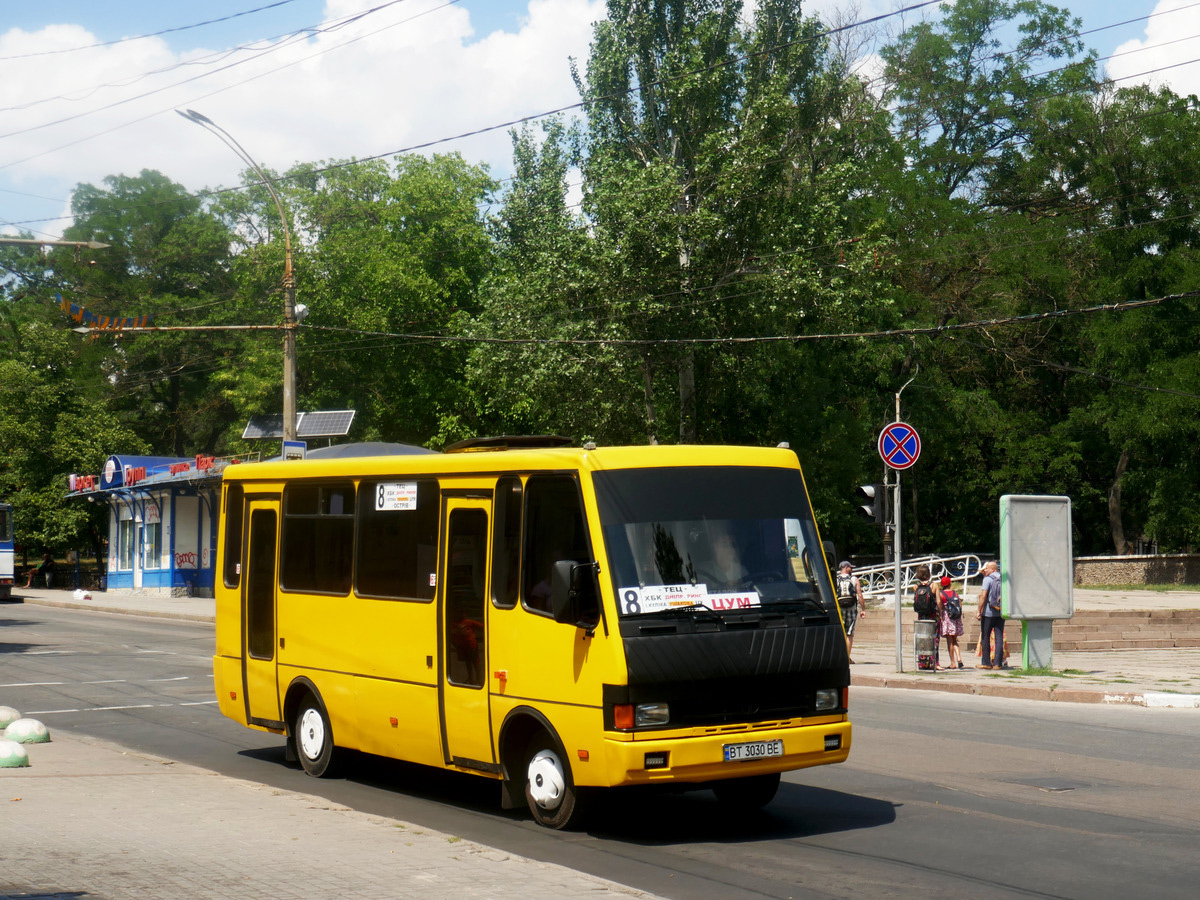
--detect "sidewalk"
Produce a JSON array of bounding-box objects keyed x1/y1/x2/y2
[
  {"x1": 0, "y1": 731, "x2": 659, "y2": 900},
  {"x1": 12, "y1": 585, "x2": 1200, "y2": 708},
  {"x1": 850, "y1": 588, "x2": 1200, "y2": 708}
]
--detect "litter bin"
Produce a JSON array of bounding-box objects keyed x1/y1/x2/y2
[{"x1": 914, "y1": 619, "x2": 938, "y2": 671}]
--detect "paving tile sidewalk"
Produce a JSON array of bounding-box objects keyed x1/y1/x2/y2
[{"x1": 0, "y1": 732, "x2": 660, "y2": 900}]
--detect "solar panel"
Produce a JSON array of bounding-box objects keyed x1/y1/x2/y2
[
  {"x1": 243, "y1": 414, "x2": 286, "y2": 440},
  {"x1": 297, "y1": 410, "x2": 355, "y2": 438},
  {"x1": 242, "y1": 410, "x2": 356, "y2": 440}
]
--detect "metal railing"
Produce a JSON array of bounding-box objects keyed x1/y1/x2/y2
[{"x1": 855, "y1": 553, "x2": 985, "y2": 604}]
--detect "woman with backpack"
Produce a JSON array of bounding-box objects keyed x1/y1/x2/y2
[{"x1": 937, "y1": 575, "x2": 965, "y2": 669}]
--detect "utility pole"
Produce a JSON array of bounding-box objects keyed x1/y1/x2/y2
[{"x1": 177, "y1": 109, "x2": 298, "y2": 442}]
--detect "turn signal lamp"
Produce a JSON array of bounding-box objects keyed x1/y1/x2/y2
[{"x1": 613, "y1": 704, "x2": 634, "y2": 730}]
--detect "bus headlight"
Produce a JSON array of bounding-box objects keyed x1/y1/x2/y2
[
  {"x1": 814, "y1": 689, "x2": 839, "y2": 712},
  {"x1": 635, "y1": 702, "x2": 670, "y2": 727}
]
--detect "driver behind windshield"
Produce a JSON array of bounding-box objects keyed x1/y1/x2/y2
[{"x1": 699, "y1": 531, "x2": 747, "y2": 591}]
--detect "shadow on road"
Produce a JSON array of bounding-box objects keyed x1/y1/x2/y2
[{"x1": 237, "y1": 743, "x2": 895, "y2": 843}]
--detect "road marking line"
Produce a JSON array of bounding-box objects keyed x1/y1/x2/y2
[
  {"x1": 0, "y1": 682, "x2": 65, "y2": 687},
  {"x1": 25, "y1": 701, "x2": 218, "y2": 714}
]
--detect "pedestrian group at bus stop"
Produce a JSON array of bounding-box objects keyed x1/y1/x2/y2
[
  {"x1": 911, "y1": 559, "x2": 1006, "y2": 671},
  {"x1": 839, "y1": 559, "x2": 1008, "y2": 671}
]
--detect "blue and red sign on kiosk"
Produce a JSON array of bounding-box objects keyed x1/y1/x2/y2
[{"x1": 878, "y1": 421, "x2": 921, "y2": 470}]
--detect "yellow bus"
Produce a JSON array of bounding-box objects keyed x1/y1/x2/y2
[{"x1": 214, "y1": 437, "x2": 851, "y2": 828}]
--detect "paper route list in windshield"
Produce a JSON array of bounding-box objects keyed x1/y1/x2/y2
[{"x1": 618, "y1": 583, "x2": 759, "y2": 615}]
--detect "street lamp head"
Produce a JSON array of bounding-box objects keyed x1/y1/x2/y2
[{"x1": 177, "y1": 108, "x2": 214, "y2": 126}]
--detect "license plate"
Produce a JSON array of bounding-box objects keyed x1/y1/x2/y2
[{"x1": 723, "y1": 738, "x2": 784, "y2": 762}]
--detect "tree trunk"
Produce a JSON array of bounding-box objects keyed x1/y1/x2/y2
[
  {"x1": 641, "y1": 352, "x2": 658, "y2": 446},
  {"x1": 1108, "y1": 447, "x2": 1131, "y2": 555},
  {"x1": 678, "y1": 348, "x2": 696, "y2": 444}
]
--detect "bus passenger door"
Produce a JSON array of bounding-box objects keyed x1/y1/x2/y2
[
  {"x1": 439, "y1": 499, "x2": 495, "y2": 770},
  {"x1": 242, "y1": 499, "x2": 283, "y2": 727}
]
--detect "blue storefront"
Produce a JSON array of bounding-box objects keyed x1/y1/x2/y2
[{"x1": 69, "y1": 453, "x2": 248, "y2": 597}]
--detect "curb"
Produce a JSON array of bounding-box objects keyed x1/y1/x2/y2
[
  {"x1": 14, "y1": 595, "x2": 215, "y2": 624},
  {"x1": 851, "y1": 673, "x2": 1200, "y2": 708}
]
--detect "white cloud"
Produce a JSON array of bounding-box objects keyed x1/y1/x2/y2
[
  {"x1": 0, "y1": 0, "x2": 604, "y2": 237},
  {"x1": 1105, "y1": 1, "x2": 1200, "y2": 97}
]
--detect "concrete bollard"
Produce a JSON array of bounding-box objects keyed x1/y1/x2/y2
[
  {"x1": 4, "y1": 718, "x2": 51, "y2": 744},
  {"x1": 0, "y1": 738, "x2": 30, "y2": 767}
]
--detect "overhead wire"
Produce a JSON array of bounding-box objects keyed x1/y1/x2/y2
[
  {"x1": 0, "y1": 0, "x2": 430, "y2": 140},
  {"x1": 0, "y1": 2, "x2": 1188, "y2": 228},
  {"x1": 0, "y1": 0, "x2": 302, "y2": 62},
  {"x1": 4, "y1": 3, "x2": 1195, "y2": 352}
]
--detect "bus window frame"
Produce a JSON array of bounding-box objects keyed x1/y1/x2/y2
[
  {"x1": 519, "y1": 472, "x2": 598, "y2": 623},
  {"x1": 222, "y1": 484, "x2": 245, "y2": 589},
  {"x1": 490, "y1": 475, "x2": 522, "y2": 610},
  {"x1": 279, "y1": 480, "x2": 357, "y2": 597},
  {"x1": 354, "y1": 476, "x2": 440, "y2": 604}
]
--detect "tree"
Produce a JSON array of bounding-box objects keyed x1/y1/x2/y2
[
  {"x1": 276, "y1": 153, "x2": 496, "y2": 447},
  {"x1": 54, "y1": 170, "x2": 242, "y2": 455}
]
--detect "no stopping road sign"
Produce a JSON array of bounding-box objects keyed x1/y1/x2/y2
[{"x1": 878, "y1": 421, "x2": 921, "y2": 470}]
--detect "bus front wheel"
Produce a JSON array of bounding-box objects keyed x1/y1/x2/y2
[
  {"x1": 523, "y1": 737, "x2": 584, "y2": 829},
  {"x1": 294, "y1": 694, "x2": 339, "y2": 778}
]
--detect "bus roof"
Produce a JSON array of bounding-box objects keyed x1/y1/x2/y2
[{"x1": 219, "y1": 443, "x2": 802, "y2": 484}]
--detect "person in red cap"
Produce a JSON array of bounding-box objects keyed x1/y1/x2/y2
[{"x1": 938, "y1": 574, "x2": 965, "y2": 669}]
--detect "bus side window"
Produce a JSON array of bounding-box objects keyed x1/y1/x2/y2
[
  {"x1": 491, "y1": 477, "x2": 521, "y2": 609},
  {"x1": 521, "y1": 474, "x2": 595, "y2": 621},
  {"x1": 355, "y1": 479, "x2": 439, "y2": 601},
  {"x1": 281, "y1": 483, "x2": 354, "y2": 595}
]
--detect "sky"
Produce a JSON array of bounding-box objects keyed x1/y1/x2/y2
[{"x1": 1, "y1": 0, "x2": 1198, "y2": 241}]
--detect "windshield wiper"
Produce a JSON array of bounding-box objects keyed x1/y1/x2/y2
[{"x1": 637, "y1": 603, "x2": 723, "y2": 620}]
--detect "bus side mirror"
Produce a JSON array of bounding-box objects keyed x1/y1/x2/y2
[
  {"x1": 550, "y1": 560, "x2": 600, "y2": 627},
  {"x1": 550, "y1": 560, "x2": 579, "y2": 624}
]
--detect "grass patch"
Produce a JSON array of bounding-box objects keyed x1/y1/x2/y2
[
  {"x1": 993, "y1": 665, "x2": 1083, "y2": 678},
  {"x1": 1077, "y1": 583, "x2": 1200, "y2": 592}
]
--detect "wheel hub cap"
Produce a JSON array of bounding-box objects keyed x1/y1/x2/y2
[
  {"x1": 527, "y1": 749, "x2": 565, "y2": 810},
  {"x1": 298, "y1": 708, "x2": 324, "y2": 760}
]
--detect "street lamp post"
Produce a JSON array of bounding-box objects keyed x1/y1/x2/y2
[{"x1": 176, "y1": 109, "x2": 298, "y2": 443}]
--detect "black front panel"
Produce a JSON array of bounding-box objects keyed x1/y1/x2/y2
[{"x1": 615, "y1": 614, "x2": 849, "y2": 728}]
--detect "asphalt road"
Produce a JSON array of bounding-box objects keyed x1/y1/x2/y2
[{"x1": 3, "y1": 603, "x2": 1197, "y2": 899}]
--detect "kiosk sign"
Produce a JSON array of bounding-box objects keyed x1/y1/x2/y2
[{"x1": 878, "y1": 422, "x2": 921, "y2": 470}]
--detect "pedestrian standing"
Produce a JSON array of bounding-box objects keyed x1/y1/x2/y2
[
  {"x1": 835, "y1": 561, "x2": 867, "y2": 663},
  {"x1": 976, "y1": 560, "x2": 1006, "y2": 669},
  {"x1": 938, "y1": 574, "x2": 965, "y2": 669}
]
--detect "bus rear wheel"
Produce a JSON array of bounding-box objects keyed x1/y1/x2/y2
[
  {"x1": 523, "y1": 737, "x2": 584, "y2": 829},
  {"x1": 294, "y1": 694, "x2": 339, "y2": 778},
  {"x1": 712, "y1": 772, "x2": 781, "y2": 811}
]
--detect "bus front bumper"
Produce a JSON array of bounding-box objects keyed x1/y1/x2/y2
[{"x1": 596, "y1": 718, "x2": 851, "y2": 787}]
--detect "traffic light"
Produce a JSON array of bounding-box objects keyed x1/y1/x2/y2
[{"x1": 856, "y1": 483, "x2": 885, "y2": 523}]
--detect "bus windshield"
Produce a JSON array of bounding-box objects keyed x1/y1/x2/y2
[{"x1": 592, "y1": 466, "x2": 834, "y2": 616}]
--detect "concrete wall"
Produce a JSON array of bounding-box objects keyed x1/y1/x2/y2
[{"x1": 1074, "y1": 554, "x2": 1200, "y2": 585}]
